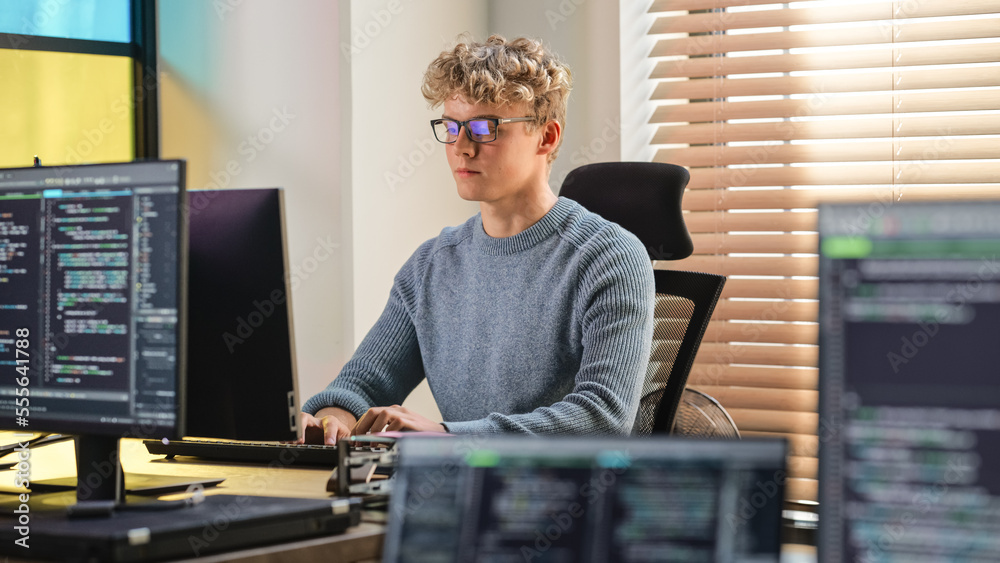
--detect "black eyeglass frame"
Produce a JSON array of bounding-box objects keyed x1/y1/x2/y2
[{"x1": 429, "y1": 116, "x2": 536, "y2": 144}]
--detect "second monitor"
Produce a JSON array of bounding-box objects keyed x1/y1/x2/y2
[{"x1": 185, "y1": 188, "x2": 298, "y2": 441}]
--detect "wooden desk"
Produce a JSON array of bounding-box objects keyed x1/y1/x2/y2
[{"x1": 0, "y1": 435, "x2": 384, "y2": 562}]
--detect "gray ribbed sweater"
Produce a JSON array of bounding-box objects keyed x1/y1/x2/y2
[{"x1": 303, "y1": 197, "x2": 655, "y2": 434}]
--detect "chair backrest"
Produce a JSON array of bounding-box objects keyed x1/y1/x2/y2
[
  {"x1": 671, "y1": 388, "x2": 741, "y2": 439},
  {"x1": 559, "y1": 162, "x2": 693, "y2": 261},
  {"x1": 559, "y1": 161, "x2": 725, "y2": 434},
  {"x1": 638, "y1": 269, "x2": 726, "y2": 434}
]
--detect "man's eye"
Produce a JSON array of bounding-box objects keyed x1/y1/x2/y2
[{"x1": 469, "y1": 121, "x2": 491, "y2": 136}]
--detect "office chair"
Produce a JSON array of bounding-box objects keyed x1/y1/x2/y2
[
  {"x1": 672, "y1": 388, "x2": 741, "y2": 438},
  {"x1": 560, "y1": 162, "x2": 726, "y2": 434}
]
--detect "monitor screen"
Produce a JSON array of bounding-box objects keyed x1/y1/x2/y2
[
  {"x1": 0, "y1": 161, "x2": 186, "y2": 439},
  {"x1": 185, "y1": 188, "x2": 298, "y2": 441},
  {"x1": 383, "y1": 436, "x2": 788, "y2": 563},
  {"x1": 818, "y1": 201, "x2": 1000, "y2": 562}
]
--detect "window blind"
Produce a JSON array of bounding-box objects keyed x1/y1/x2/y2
[{"x1": 647, "y1": 0, "x2": 1000, "y2": 505}]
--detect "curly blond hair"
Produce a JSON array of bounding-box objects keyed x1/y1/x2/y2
[{"x1": 422, "y1": 34, "x2": 573, "y2": 162}]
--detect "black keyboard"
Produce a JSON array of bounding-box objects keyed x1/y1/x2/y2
[{"x1": 143, "y1": 439, "x2": 343, "y2": 467}]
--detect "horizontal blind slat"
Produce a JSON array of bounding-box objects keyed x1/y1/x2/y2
[
  {"x1": 651, "y1": 89, "x2": 1000, "y2": 124},
  {"x1": 657, "y1": 137, "x2": 1000, "y2": 167},
  {"x1": 682, "y1": 186, "x2": 1000, "y2": 211},
  {"x1": 786, "y1": 478, "x2": 818, "y2": 503},
  {"x1": 651, "y1": 17, "x2": 1000, "y2": 56},
  {"x1": 692, "y1": 233, "x2": 819, "y2": 254},
  {"x1": 721, "y1": 279, "x2": 818, "y2": 301},
  {"x1": 651, "y1": 1, "x2": 998, "y2": 34},
  {"x1": 787, "y1": 455, "x2": 818, "y2": 481},
  {"x1": 703, "y1": 321, "x2": 818, "y2": 345},
  {"x1": 683, "y1": 211, "x2": 818, "y2": 233},
  {"x1": 650, "y1": 0, "x2": 783, "y2": 12},
  {"x1": 652, "y1": 42, "x2": 1000, "y2": 79},
  {"x1": 686, "y1": 162, "x2": 1000, "y2": 189},
  {"x1": 667, "y1": 255, "x2": 818, "y2": 277},
  {"x1": 652, "y1": 66, "x2": 1000, "y2": 99},
  {"x1": 654, "y1": 114, "x2": 1000, "y2": 144},
  {"x1": 885, "y1": 185, "x2": 1000, "y2": 200},
  {"x1": 688, "y1": 365, "x2": 818, "y2": 390},
  {"x1": 696, "y1": 342, "x2": 819, "y2": 367},
  {"x1": 727, "y1": 408, "x2": 819, "y2": 434},
  {"x1": 711, "y1": 300, "x2": 819, "y2": 322},
  {"x1": 693, "y1": 385, "x2": 819, "y2": 411}
]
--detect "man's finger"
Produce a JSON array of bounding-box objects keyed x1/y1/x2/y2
[
  {"x1": 369, "y1": 411, "x2": 393, "y2": 434},
  {"x1": 351, "y1": 408, "x2": 376, "y2": 435},
  {"x1": 322, "y1": 417, "x2": 344, "y2": 445},
  {"x1": 296, "y1": 412, "x2": 309, "y2": 443},
  {"x1": 334, "y1": 421, "x2": 352, "y2": 442},
  {"x1": 299, "y1": 413, "x2": 325, "y2": 444}
]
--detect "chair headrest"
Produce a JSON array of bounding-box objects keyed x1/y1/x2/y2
[{"x1": 559, "y1": 162, "x2": 693, "y2": 261}]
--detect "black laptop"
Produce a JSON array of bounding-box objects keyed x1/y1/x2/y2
[{"x1": 0, "y1": 494, "x2": 360, "y2": 562}]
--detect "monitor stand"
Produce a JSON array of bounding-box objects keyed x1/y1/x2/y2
[
  {"x1": 21, "y1": 436, "x2": 223, "y2": 518},
  {"x1": 75, "y1": 435, "x2": 125, "y2": 505},
  {"x1": 0, "y1": 434, "x2": 226, "y2": 506}
]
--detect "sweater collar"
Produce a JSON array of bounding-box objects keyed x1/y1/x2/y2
[{"x1": 473, "y1": 197, "x2": 575, "y2": 256}]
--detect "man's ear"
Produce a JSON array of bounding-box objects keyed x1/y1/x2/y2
[{"x1": 537, "y1": 120, "x2": 561, "y2": 157}]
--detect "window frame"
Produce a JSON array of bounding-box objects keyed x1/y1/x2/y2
[{"x1": 0, "y1": 0, "x2": 159, "y2": 160}]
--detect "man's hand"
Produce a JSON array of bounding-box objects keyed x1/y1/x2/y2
[
  {"x1": 352, "y1": 405, "x2": 446, "y2": 434},
  {"x1": 298, "y1": 407, "x2": 358, "y2": 445}
]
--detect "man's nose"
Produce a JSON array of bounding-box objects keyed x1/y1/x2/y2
[{"x1": 452, "y1": 125, "x2": 478, "y2": 157}]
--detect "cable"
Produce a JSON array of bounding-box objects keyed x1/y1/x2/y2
[{"x1": 0, "y1": 434, "x2": 72, "y2": 458}]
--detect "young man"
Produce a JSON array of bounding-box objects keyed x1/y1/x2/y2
[{"x1": 300, "y1": 35, "x2": 654, "y2": 443}]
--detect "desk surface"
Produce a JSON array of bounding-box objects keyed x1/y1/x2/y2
[{"x1": 0, "y1": 435, "x2": 384, "y2": 562}]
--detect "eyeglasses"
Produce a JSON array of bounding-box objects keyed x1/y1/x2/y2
[{"x1": 430, "y1": 116, "x2": 535, "y2": 144}]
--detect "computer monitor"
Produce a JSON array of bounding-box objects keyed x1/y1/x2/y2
[
  {"x1": 383, "y1": 436, "x2": 788, "y2": 562},
  {"x1": 184, "y1": 188, "x2": 298, "y2": 441},
  {"x1": 0, "y1": 160, "x2": 187, "y2": 503},
  {"x1": 818, "y1": 201, "x2": 1000, "y2": 562}
]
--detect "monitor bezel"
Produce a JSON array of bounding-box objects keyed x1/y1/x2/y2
[{"x1": 0, "y1": 159, "x2": 188, "y2": 441}]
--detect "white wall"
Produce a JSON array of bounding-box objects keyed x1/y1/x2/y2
[
  {"x1": 159, "y1": 0, "x2": 624, "y2": 422},
  {"x1": 158, "y1": 0, "x2": 345, "y2": 402},
  {"x1": 489, "y1": 0, "x2": 622, "y2": 189},
  {"x1": 619, "y1": 0, "x2": 658, "y2": 162}
]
